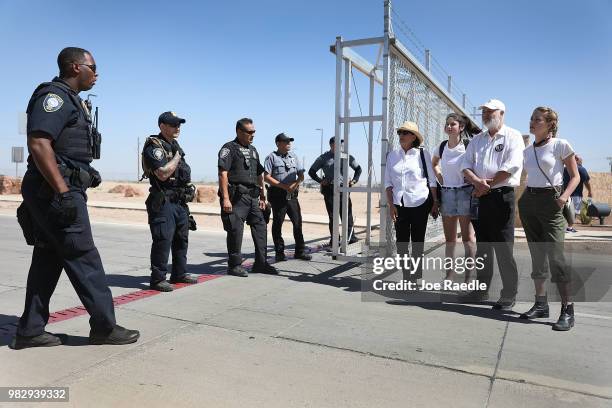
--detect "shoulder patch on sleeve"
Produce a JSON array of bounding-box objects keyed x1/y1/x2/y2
[
  {"x1": 153, "y1": 148, "x2": 164, "y2": 161},
  {"x1": 219, "y1": 148, "x2": 230, "y2": 159},
  {"x1": 43, "y1": 93, "x2": 64, "y2": 112}
]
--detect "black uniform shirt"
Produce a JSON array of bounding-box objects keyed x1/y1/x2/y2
[
  {"x1": 218, "y1": 138, "x2": 264, "y2": 185},
  {"x1": 26, "y1": 77, "x2": 83, "y2": 170}
]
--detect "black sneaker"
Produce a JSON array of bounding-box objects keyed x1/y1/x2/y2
[
  {"x1": 11, "y1": 332, "x2": 62, "y2": 350},
  {"x1": 275, "y1": 253, "x2": 287, "y2": 262},
  {"x1": 294, "y1": 252, "x2": 312, "y2": 261},
  {"x1": 348, "y1": 235, "x2": 360, "y2": 244},
  {"x1": 228, "y1": 265, "x2": 248, "y2": 277},
  {"x1": 252, "y1": 263, "x2": 279, "y2": 275},
  {"x1": 150, "y1": 280, "x2": 174, "y2": 292},
  {"x1": 492, "y1": 297, "x2": 516, "y2": 311},
  {"x1": 89, "y1": 325, "x2": 140, "y2": 345},
  {"x1": 169, "y1": 274, "x2": 198, "y2": 284}
]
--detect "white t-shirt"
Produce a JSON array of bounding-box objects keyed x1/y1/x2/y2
[
  {"x1": 523, "y1": 138, "x2": 574, "y2": 187},
  {"x1": 432, "y1": 141, "x2": 468, "y2": 188}
]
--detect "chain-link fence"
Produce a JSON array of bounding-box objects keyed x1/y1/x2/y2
[{"x1": 384, "y1": 47, "x2": 456, "y2": 248}]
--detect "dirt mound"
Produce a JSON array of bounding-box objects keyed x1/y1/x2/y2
[
  {"x1": 108, "y1": 185, "x2": 127, "y2": 193},
  {"x1": 0, "y1": 176, "x2": 22, "y2": 195},
  {"x1": 196, "y1": 186, "x2": 217, "y2": 203},
  {"x1": 123, "y1": 186, "x2": 143, "y2": 197}
]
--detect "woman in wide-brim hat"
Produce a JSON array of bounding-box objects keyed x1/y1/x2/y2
[{"x1": 384, "y1": 121, "x2": 439, "y2": 282}]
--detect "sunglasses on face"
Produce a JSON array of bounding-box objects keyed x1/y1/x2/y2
[
  {"x1": 241, "y1": 129, "x2": 256, "y2": 135},
  {"x1": 165, "y1": 123, "x2": 181, "y2": 129},
  {"x1": 77, "y1": 63, "x2": 97, "y2": 73},
  {"x1": 397, "y1": 130, "x2": 414, "y2": 136}
]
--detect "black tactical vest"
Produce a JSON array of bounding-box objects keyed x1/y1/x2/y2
[
  {"x1": 27, "y1": 80, "x2": 93, "y2": 163},
  {"x1": 226, "y1": 140, "x2": 259, "y2": 186},
  {"x1": 143, "y1": 136, "x2": 191, "y2": 191}
]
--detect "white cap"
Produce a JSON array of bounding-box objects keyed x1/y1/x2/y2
[{"x1": 479, "y1": 99, "x2": 506, "y2": 112}]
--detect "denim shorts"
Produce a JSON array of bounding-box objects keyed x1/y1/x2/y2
[{"x1": 440, "y1": 185, "x2": 473, "y2": 217}]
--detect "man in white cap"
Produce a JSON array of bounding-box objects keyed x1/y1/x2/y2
[{"x1": 460, "y1": 99, "x2": 524, "y2": 310}]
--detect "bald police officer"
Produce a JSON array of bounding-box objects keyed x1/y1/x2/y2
[
  {"x1": 308, "y1": 137, "x2": 362, "y2": 245},
  {"x1": 218, "y1": 118, "x2": 278, "y2": 277},
  {"x1": 264, "y1": 133, "x2": 312, "y2": 262},
  {"x1": 142, "y1": 111, "x2": 198, "y2": 292},
  {"x1": 13, "y1": 47, "x2": 139, "y2": 349}
]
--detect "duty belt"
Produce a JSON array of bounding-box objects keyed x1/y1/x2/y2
[
  {"x1": 59, "y1": 165, "x2": 92, "y2": 189},
  {"x1": 234, "y1": 184, "x2": 261, "y2": 198}
]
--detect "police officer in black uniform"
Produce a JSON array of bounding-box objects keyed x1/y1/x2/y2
[
  {"x1": 218, "y1": 118, "x2": 278, "y2": 277},
  {"x1": 12, "y1": 47, "x2": 139, "y2": 349},
  {"x1": 142, "y1": 111, "x2": 198, "y2": 292},
  {"x1": 264, "y1": 133, "x2": 312, "y2": 262},
  {"x1": 308, "y1": 137, "x2": 362, "y2": 245}
]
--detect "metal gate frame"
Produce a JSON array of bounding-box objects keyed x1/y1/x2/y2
[{"x1": 329, "y1": 0, "x2": 478, "y2": 262}]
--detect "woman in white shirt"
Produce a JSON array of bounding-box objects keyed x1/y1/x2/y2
[
  {"x1": 385, "y1": 121, "x2": 439, "y2": 282},
  {"x1": 518, "y1": 107, "x2": 579, "y2": 331},
  {"x1": 432, "y1": 113, "x2": 479, "y2": 283}
]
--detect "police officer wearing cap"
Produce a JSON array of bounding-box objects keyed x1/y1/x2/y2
[
  {"x1": 218, "y1": 118, "x2": 278, "y2": 277},
  {"x1": 264, "y1": 133, "x2": 312, "y2": 262},
  {"x1": 142, "y1": 111, "x2": 198, "y2": 292},
  {"x1": 460, "y1": 99, "x2": 524, "y2": 310},
  {"x1": 308, "y1": 137, "x2": 362, "y2": 245},
  {"x1": 12, "y1": 47, "x2": 139, "y2": 349}
]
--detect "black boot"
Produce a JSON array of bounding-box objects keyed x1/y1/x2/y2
[
  {"x1": 552, "y1": 303, "x2": 575, "y2": 331},
  {"x1": 520, "y1": 296, "x2": 549, "y2": 319}
]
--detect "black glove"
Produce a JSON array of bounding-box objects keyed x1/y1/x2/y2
[
  {"x1": 188, "y1": 215, "x2": 197, "y2": 231},
  {"x1": 89, "y1": 168, "x2": 102, "y2": 188},
  {"x1": 49, "y1": 192, "x2": 78, "y2": 228}
]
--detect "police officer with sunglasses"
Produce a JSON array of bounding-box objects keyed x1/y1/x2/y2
[{"x1": 217, "y1": 118, "x2": 278, "y2": 277}]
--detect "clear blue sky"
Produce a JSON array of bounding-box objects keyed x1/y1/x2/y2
[{"x1": 1, "y1": 0, "x2": 610, "y2": 180}]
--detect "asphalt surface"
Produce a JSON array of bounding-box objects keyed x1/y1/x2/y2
[{"x1": 0, "y1": 214, "x2": 611, "y2": 407}]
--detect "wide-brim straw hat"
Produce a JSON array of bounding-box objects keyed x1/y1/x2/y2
[{"x1": 397, "y1": 121, "x2": 423, "y2": 144}]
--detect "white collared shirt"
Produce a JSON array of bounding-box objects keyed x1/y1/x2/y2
[
  {"x1": 385, "y1": 147, "x2": 437, "y2": 207},
  {"x1": 460, "y1": 125, "x2": 524, "y2": 188}
]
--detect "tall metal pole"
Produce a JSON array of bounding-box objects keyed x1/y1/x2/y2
[
  {"x1": 137, "y1": 137, "x2": 140, "y2": 182},
  {"x1": 316, "y1": 128, "x2": 324, "y2": 155},
  {"x1": 380, "y1": 0, "x2": 392, "y2": 256},
  {"x1": 333, "y1": 36, "x2": 343, "y2": 256}
]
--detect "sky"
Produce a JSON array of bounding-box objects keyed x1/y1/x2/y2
[{"x1": 0, "y1": 0, "x2": 611, "y2": 181}]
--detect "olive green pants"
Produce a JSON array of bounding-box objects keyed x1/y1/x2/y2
[{"x1": 518, "y1": 191, "x2": 571, "y2": 282}]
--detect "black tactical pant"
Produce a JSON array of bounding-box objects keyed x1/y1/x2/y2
[
  {"x1": 146, "y1": 193, "x2": 189, "y2": 285},
  {"x1": 472, "y1": 187, "x2": 519, "y2": 299},
  {"x1": 17, "y1": 171, "x2": 116, "y2": 337},
  {"x1": 221, "y1": 192, "x2": 267, "y2": 268},
  {"x1": 267, "y1": 187, "x2": 305, "y2": 255},
  {"x1": 321, "y1": 184, "x2": 355, "y2": 240}
]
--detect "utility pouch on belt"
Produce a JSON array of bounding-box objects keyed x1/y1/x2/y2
[{"x1": 16, "y1": 203, "x2": 35, "y2": 246}]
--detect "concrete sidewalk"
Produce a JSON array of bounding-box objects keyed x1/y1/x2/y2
[{"x1": 0, "y1": 215, "x2": 611, "y2": 407}]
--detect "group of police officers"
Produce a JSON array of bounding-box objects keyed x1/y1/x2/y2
[{"x1": 12, "y1": 47, "x2": 358, "y2": 350}]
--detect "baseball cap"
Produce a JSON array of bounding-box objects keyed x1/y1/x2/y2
[
  {"x1": 479, "y1": 99, "x2": 506, "y2": 112},
  {"x1": 275, "y1": 133, "x2": 294, "y2": 143},
  {"x1": 158, "y1": 111, "x2": 186, "y2": 126}
]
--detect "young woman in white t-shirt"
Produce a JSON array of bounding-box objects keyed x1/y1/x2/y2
[
  {"x1": 518, "y1": 107, "x2": 579, "y2": 331},
  {"x1": 432, "y1": 113, "x2": 479, "y2": 282}
]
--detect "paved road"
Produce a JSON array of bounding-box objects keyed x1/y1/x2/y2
[{"x1": 0, "y1": 215, "x2": 610, "y2": 407}]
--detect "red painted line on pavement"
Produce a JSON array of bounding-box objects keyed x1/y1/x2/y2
[{"x1": 1, "y1": 242, "x2": 331, "y2": 335}]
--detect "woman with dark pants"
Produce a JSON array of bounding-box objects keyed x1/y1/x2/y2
[
  {"x1": 385, "y1": 121, "x2": 439, "y2": 282},
  {"x1": 518, "y1": 107, "x2": 579, "y2": 331}
]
